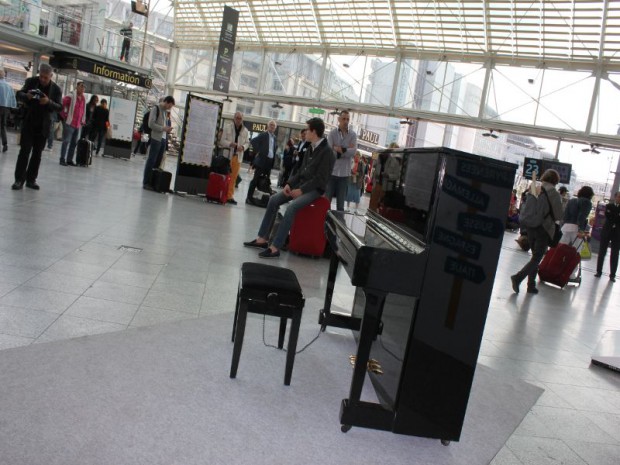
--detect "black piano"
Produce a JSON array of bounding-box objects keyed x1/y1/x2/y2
[{"x1": 320, "y1": 147, "x2": 517, "y2": 443}]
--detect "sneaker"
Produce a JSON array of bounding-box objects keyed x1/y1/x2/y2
[
  {"x1": 66, "y1": 161, "x2": 76, "y2": 167},
  {"x1": 26, "y1": 181, "x2": 40, "y2": 190},
  {"x1": 258, "y1": 248, "x2": 280, "y2": 259},
  {"x1": 227, "y1": 198, "x2": 238, "y2": 205},
  {"x1": 11, "y1": 181, "x2": 24, "y2": 190},
  {"x1": 594, "y1": 272, "x2": 602, "y2": 278},
  {"x1": 510, "y1": 275, "x2": 520, "y2": 294},
  {"x1": 243, "y1": 239, "x2": 268, "y2": 249},
  {"x1": 611, "y1": 276, "x2": 616, "y2": 283},
  {"x1": 526, "y1": 287, "x2": 539, "y2": 294},
  {"x1": 59, "y1": 159, "x2": 67, "y2": 166},
  {"x1": 245, "y1": 198, "x2": 255, "y2": 205}
]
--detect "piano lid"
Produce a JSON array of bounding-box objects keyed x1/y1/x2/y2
[{"x1": 328, "y1": 210, "x2": 426, "y2": 255}]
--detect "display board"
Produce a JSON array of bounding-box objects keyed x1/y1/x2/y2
[
  {"x1": 174, "y1": 94, "x2": 222, "y2": 194},
  {"x1": 109, "y1": 97, "x2": 137, "y2": 143},
  {"x1": 523, "y1": 157, "x2": 572, "y2": 183}
]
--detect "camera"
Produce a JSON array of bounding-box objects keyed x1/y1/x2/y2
[{"x1": 29, "y1": 89, "x2": 44, "y2": 100}]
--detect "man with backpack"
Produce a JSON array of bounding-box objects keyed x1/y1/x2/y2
[
  {"x1": 133, "y1": 108, "x2": 151, "y2": 155},
  {"x1": 142, "y1": 96, "x2": 175, "y2": 190}
]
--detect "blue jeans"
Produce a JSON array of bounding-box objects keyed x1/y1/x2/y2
[
  {"x1": 142, "y1": 138, "x2": 165, "y2": 186},
  {"x1": 257, "y1": 189, "x2": 322, "y2": 249},
  {"x1": 60, "y1": 123, "x2": 79, "y2": 162},
  {"x1": 325, "y1": 175, "x2": 349, "y2": 211}
]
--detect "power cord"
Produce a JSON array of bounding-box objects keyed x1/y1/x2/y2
[{"x1": 261, "y1": 314, "x2": 322, "y2": 354}]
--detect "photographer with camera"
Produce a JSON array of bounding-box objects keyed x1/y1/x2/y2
[{"x1": 12, "y1": 63, "x2": 62, "y2": 190}]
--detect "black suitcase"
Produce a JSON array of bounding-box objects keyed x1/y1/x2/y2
[
  {"x1": 76, "y1": 139, "x2": 92, "y2": 167},
  {"x1": 150, "y1": 169, "x2": 172, "y2": 193}
]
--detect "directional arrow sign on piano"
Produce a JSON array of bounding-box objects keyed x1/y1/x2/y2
[
  {"x1": 457, "y1": 212, "x2": 504, "y2": 239},
  {"x1": 442, "y1": 174, "x2": 490, "y2": 211},
  {"x1": 433, "y1": 226, "x2": 481, "y2": 260},
  {"x1": 444, "y1": 257, "x2": 486, "y2": 284}
]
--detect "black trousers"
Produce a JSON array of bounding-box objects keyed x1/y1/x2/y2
[
  {"x1": 596, "y1": 227, "x2": 619, "y2": 278},
  {"x1": 120, "y1": 39, "x2": 131, "y2": 61},
  {"x1": 247, "y1": 166, "x2": 271, "y2": 199},
  {"x1": 15, "y1": 126, "x2": 46, "y2": 183},
  {"x1": 514, "y1": 226, "x2": 550, "y2": 288}
]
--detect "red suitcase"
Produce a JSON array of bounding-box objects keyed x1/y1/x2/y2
[
  {"x1": 206, "y1": 172, "x2": 230, "y2": 204},
  {"x1": 538, "y1": 243, "x2": 581, "y2": 288},
  {"x1": 289, "y1": 196, "x2": 330, "y2": 257}
]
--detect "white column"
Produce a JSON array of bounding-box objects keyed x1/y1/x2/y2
[{"x1": 23, "y1": 0, "x2": 42, "y2": 36}]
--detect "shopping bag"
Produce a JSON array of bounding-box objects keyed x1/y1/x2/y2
[
  {"x1": 580, "y1": 240, "x2": 592, "y2": 260},
  {"x1": 106, "y1": 126, "x2": 113, "y2": 140}
]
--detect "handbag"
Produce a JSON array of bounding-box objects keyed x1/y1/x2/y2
[
  {"x1": 550, "y1": 224, "x2": 562, "y2": 248},
  {"x1": 106, "y1": 126, "x2": 113, "y2": 140},
  {"x1": 542, "y1": 189, "x2": 563, "y2": 247},
  {"x1": 580, "y1": 240, "x2": 592, "y2": 260}
]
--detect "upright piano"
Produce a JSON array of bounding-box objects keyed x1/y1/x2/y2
[{"x1": 320, "y1": 147, "x2": 516, "y2": 443}]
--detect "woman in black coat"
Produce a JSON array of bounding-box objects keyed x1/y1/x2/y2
[
  {"x1": 81, "y1": 94, "x2": 99, "y2": 140},
  {"x1": 89, "y1": 99, "x2": 109, "y2": 155}
]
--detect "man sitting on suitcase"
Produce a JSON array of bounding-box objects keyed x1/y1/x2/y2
[{"x1": 243, "y1": 117, "x2": 335, "y2": 259}]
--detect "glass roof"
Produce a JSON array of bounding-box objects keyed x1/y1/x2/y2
[{"x1": 174, "y1": 0, "x2": 620, "y2": 69}]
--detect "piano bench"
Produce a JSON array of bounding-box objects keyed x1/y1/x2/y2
[{"x1": 230, "y1": 262, "x2": 305, "y2": 386}]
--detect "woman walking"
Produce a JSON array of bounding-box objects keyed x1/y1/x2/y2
[
  {"x1": 89, "y1": 98, "x2": 109, "y2": 155},
  {"x1": 510, "y1": 169, "x2": 564, "y2": 294}
]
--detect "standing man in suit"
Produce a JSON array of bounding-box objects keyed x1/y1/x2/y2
[
  {"x1": 12, "y1": 63, "x2": 62, "y2": 190},
  {"x1": 595, "y1": 191, "x2": 620, "y2": 282},
  {"x1": 289, "y1": 128, "x2": 310, "y2": 179},
  {"x1": 246, "y1": 120, "x2": 277, "y2": 205},
  {"x1": 326, "y1": 110, "x2": 357, "y2": 211},
  {"x1": 0, "y1": 68, "x2": 17, "y2": 153},
  {"x1": 219, "y1": 111, "x2": 249, "y2": 205}
]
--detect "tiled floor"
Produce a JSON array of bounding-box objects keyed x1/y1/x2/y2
[{"x1": 0, "y1": 133, "x2": 619, "y2": 464}]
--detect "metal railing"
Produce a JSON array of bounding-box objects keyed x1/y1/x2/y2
[{"x1": 0, "y1": 0, "x2": 158, "y2": 71}]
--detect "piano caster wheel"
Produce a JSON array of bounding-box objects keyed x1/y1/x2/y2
[
  {"x1": 441, "y1": 439, "x2": 450, "y2": 446},
  {"x1": 341, "y1": 425, "x2": 352, "y2": 433}
]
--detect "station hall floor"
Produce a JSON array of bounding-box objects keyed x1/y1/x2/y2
[{"x1": 0, "y1": 136, "x2": 619, "y2": 465}]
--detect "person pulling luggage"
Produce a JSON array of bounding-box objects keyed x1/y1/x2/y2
[{"x1": 510, "y1": 169, "x2": 564, "y2": 294}]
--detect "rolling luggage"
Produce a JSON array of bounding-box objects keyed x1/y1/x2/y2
[
  {"x1": 538, "y1": 241, "x2": 582, "y2": 288},
  {"x1": 206, "y1": 172, "x2": 230, "y2": 204},
  {"x1": 252, "y1": 174, "x2": 272, "y2": 208},
  {"x1": 289, "y1": 196, "x2": 330, "y2": 257},
  {"x1": 150, "y1": 169, "x2": 172, "y2": 193},
  {"x1": 76, "y1": 139, "x2": 93, "y2": 167}
]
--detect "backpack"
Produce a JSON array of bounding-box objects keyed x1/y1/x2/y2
[
  {"x1": 141, "y1": 105, "x2": 159, "y2": 135},
  {"x1": 519, "y1": 191, "x2": 550, "y2": 228}
]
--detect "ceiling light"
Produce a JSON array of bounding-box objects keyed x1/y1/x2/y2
[
  {"x1": 581, "y1": 143, "x2": 600, "y2": 154},
  {"x1": 329, "y1": 109, "x2": 340, "y2": 115},
  {"x1": 223, "y1": 96, "x2": 232, "y2": 102},
  {"x1": 482, "y1": 129, "x2": 498, "y2": 139},
  {"x1": 399, "y1": 117, "x2": 414, "y2": 125},
  {"x1": 272, "y1": 102, "x2": 283, "y2": 109}
]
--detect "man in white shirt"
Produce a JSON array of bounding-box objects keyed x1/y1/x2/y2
[{"x1": 326, "y1": 110, "x2": 357, "y2": 211}]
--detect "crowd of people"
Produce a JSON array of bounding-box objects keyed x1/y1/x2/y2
[{"x1": 3, "y1": 63, "x2": 618, "y2": 275}]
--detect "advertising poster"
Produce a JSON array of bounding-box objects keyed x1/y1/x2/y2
[
  {"x1": 180, "y1": 95, "x2": 221, "y2": 166},
  {"x1": 108, "y1": 97, "x2": 137, "y2": 142}
]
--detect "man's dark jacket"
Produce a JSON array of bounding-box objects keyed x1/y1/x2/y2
[
  {"x1": 250, "y1": 130, "x2": 277, "y2": 170},
  {"x1": 16, "y1": 76, "x2": 62, "y2": 136}
]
